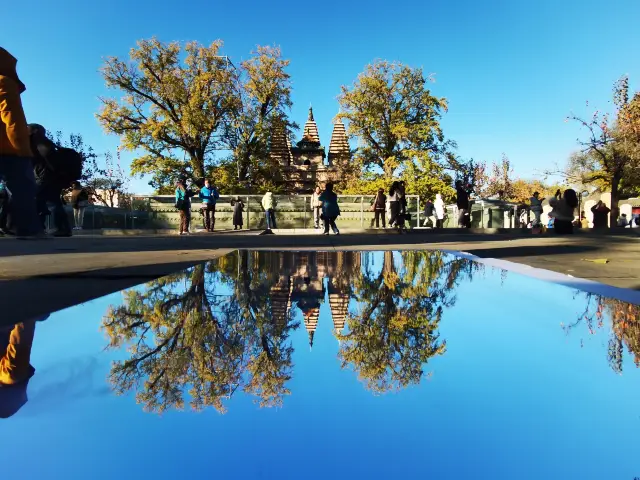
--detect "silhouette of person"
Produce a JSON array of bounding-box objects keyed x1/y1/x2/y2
[{"x1": 0, "y1": 315, "x2": 49, "y2": 418}]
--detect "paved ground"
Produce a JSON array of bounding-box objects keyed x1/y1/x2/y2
[{"x1": 0, "y1": 229, "x2": 638, "y2": 325}]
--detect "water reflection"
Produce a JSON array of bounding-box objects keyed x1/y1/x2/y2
[
  {"x1": 563, "y1": 293, "x2": 640, "y2": 374},
  {"x1": 101, "y1": 251, "x2": 481, "y2": 413}
]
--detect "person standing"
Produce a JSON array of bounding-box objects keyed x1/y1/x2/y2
[
  {"x1": 0, "y1": 176, "x2": 11, "y2": 234},
  {"x1": 29, "y1": 124, "x2": 74, "y2": 237},
  {"x1": 231, "y1": 196, "x2": 245, "y2": 230},
  {"x1": 311, "y1": 186, "x2": 322, "y2": 229},
  {"x1": 0, "y1": 48, "x2": 42, "y2": 238},
  {"x1": 372, "y1": 188, "x2": 387, "y2": 229},
  {"x1": 198, "y1": 179, "x2": 219, "y2": 232},
  {"x1": 262, "y1": 191, "x2": 277, "y2": 230},
  {"x1": 175, "y1": 178, "x2": 195, "y2": 235},
  {"x1": 423, "y1": 198, "x2": 436, "y2": 227},
  {"x1": 591, "y1": 201, "x2": 610, "y2": 229},
  {"x1": 434, "y1": 193, "x2": 445, "y2": 228},
  {"x1": 455, "y1": 180, "x2": 471, "y2": 228},
  {"x1": 319, "y1": 182, "x2": 340, "y2": 235},
  {"x1": 529, "y1": 192, "x2": 544, "y2": 226},
  {"x1": 549, "y1": 189, "x2": 578, "y2": 235},
  {"x1": 388, "y1": 181, "x2": 401, "y2": 228},
  {"x1": 70, "y1": 181, "x2": 89, "y2": 230}
]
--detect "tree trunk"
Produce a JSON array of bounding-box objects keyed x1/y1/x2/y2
[
  {"x1": 191, "y1": 155, "x2": 205, "y2": 180},
  {"x1": 610, "y1": 174, "x2": 621, "y2": 230}
]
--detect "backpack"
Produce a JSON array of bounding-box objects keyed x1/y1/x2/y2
[{"x1": 49, "y1": 147, "x2": 83, "y2": 184}]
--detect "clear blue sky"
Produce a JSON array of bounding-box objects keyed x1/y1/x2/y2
[
  {"x1": 2, "y1": 251, "x2": 639, "y2": 478},
  {"x1": 4, "y1": 0, "x2": 640, "y2": 193}
]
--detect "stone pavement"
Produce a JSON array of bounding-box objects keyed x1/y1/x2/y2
[{"x1": 0, "y1": 229, "x2": 638, "y2": 326}]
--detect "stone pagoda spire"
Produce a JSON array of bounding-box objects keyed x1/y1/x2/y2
[
  {"x1": 302, "y1": 306, "x2": 320, "y2": 348},
  {"x1": 270, "y1": 276, "x2": 293, "y2": 329},
  {"x1": 301, "y1": 106, "x2": 320, "y2": 143},
  {"x1": 328, "y1": 278, "x2": 349, "y2": 334},
  {"x1": 269, "y1": 123, "x2": 293, "y2": 166},
  {"x1": 328, "y1": 115, "x2": 350, "y2": 166}
]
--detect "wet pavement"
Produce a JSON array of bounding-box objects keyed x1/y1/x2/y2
[{"x1": 1, "y1": 250, "x2": 639, "y2": 479}]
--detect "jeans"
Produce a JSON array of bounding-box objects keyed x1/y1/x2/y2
[
  {"x1": 36, "y1": 183, "x2": 70, "y2": 234},
  {"x1": 423, "y1": 215, "x2": 436, "y2": 227},
  {"x1": 202, "y1": 203, "x2": 216, "y2": 231},
  {"x1": 313, "y1": 206, "x2": 321, "y2": 227},
  {"x1": 0, "y1": 156, "x2": 41, "y2": 236},
  {"x1": 374, "y1": 209, "x2": 386, "y2": 228},
  {"x1": 323, "y1": 215, "x2": 339, "y2": 234},
  {"x1": 457, "y1": 208, "x2": 469, "y2": 228},
  {"x1": 265, "y1": 209, "x2": 277, "y2": 230},
  {"x1": 73, "y1": 207, "x2": 86, "y2": 229},
  {"x1": 389, "y1": 201, "x2": 402, "y2": 227}
]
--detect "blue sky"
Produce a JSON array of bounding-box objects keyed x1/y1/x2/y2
[{"x1": 4, "y1": 0, "x2": 640, "y2": 193}]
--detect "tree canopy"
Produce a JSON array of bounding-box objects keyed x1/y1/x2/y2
[
  {"x1": 337, "y1": 61, "x2": 452, "y2": 179},
  {"x1": 98, "y1": 39, "x2": 294, "y2": 193}
]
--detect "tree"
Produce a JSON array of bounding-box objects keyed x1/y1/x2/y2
[
  {"x1": 98, "y1": 38, "x2": 237, "y2": 188},
  {"x1": 102, "y1": 253, "x2": 299, "y2": 414},
  {"x1": 337, "y1": 61, "x2": 451, "y2": 178},
  {"x1": 562, "y1": 292, "x2": 640, "y2": 374},
  {"x1": 336, "y1": 250, "x2": 480, "y2": 393},
  {"x1": 561, "y1": 76, "x2": 640, "y2": 225},
  {"x1": 222, "y1": 46, "x2": 296, "y2": 188}
]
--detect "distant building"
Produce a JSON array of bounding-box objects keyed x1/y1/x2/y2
[{"x1": 270, "y1": 107, "x2": 351, "y2": 193}]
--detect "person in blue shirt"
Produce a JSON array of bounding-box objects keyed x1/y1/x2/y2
[
  {"x1": 175, "y1": 178, "x2": 196, "y2": 235},
  {"x1": 198, "y1": 179, "x2": 220, "y2": 232}
]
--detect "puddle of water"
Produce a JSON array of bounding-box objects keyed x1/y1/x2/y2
[{"x1": 1, "y1": 250, "x2": 639, "y2": 479}]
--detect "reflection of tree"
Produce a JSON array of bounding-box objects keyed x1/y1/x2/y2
[
  {"x1": 102, "y1": 252, "x2": 298, "y2": 414},
  {"x1": 336, "y1": 251, "x2": 480, "y2": 393},
  {"x1": 563, "y1": 293, "x2": 640, "y2": 374}
]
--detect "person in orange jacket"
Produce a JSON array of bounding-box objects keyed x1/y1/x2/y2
[{"x1": 0, "y1": 47, "x2": 42, "y2": 237}]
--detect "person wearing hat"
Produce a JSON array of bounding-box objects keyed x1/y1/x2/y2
[{"x1": 0, "y1": 48, "x2": 42, "y2": 238}]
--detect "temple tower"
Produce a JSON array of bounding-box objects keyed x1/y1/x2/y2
[{"x1": 328, "y1": 116, "x2": 350, "y2": 166}]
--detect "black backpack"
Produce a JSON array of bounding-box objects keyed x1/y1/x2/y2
[{"x1": 47, "y1": 147, "x2": 84, "y2": 184}]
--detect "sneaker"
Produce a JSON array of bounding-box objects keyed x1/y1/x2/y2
[
  {"x1": 323, "y1": 232, "x2": 329, "y2": 235},
  {"x1": 334, "y1": 231, "x2": 340, "y2": 235}
]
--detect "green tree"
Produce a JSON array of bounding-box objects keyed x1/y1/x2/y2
[
  {"x1": 222, "y1": 46, "x2": 296, "y2": 189},
  {"x1": 337, "y1": 61, "x2": 451, "y2": 178},
  {"x1": 336, "y1": 250, "x2": 480, "y2": 393},
  {"x1": 98, "y1": 38, "x2": 237, "y2": 189},
  {"x1": 102, "y1": 253, "x2": 299, "y2": 414}
]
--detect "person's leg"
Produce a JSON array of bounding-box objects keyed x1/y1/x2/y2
[
  {"x1": 271, "y1": 210, "x2": 277, "y2": 229},
  {"x1": 210, "y1": 204, "x2": 216, "y2": 231},
  {"x1": 78, "y1": 207, "x2": 85, "y2": 229},
  {"x1": 457, "y1": 208, "x2": 465, "y2": 227},
  {"x1": 179, "y1": 211, "x2": 185, "y2": 234},
  {"x1": 313, "y1": 207, "x2": 319, "y2": 228},
  {"x1": 73, "y1": 208, "x2": 80, "y2": 229},
  {"x1": 323, "y1": 215, "x2": 330, "y2": 234},
  {"x1": 185, "y1": 210, "x2": 191, "y2": 232},
  {"x1": 330, "y1": 216, "x2": 339, "y2": 234},
  {"x1": 202, "y1": 206, "x2": 209, "y2": 231},
  {"x1": 51, "y1": 192, "x2": 71, "y2": 235},
  {"x1": 0, "y1": 157, "x2": 42, "y2": 236}
]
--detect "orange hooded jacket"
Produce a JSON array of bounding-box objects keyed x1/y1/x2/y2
[{"x1": 0, "y1": 48, "x2": 32, "y2": 158}]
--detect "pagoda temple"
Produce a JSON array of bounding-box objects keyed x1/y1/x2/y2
[{"x1": 269, "y1": 106, "x2": 351, "y2": 193}]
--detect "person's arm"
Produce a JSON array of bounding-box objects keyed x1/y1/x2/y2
[
  {"x1": 591, "y1": 205, "x2": 597, "y2": 213},
  {"x1": 213, "y1": 188, "x2": 220, "y2": 200},
  {"x1": 0, "y1": 77, "x2": 32, "y2": 156}
]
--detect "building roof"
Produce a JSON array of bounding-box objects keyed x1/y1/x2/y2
[
  {"x1": 301, "y1": 107, "x2": 321, "y2": 144},
  {"x1": 328, "y1": 117, "x2": 350, "y2": 165}
]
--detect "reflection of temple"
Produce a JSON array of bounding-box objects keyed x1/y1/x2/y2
[
  {"x1": 269, "y1": 107, "x2": 351, "y2": 193},
  {"x1": 266, "y1": 252, "x2": 361, "y2": 347}
]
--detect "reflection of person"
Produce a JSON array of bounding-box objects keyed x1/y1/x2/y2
[{"x1": 0, "y1": 319, "x2": 40, "y2": 418}]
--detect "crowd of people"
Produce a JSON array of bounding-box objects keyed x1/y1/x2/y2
[{"x1": 0, "y1": 48, "x2": 90, "y2": 239}]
